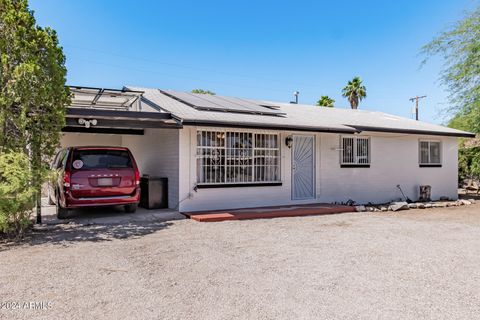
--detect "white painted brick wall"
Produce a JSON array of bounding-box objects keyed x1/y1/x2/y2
[
  {"x1": 178, "y1": 126, "x2": 459, "y2": 212},
  {"x1": 61, "y1": 133, "x2": 122, "y2": 147},
  {"x1": 122, "y1": 129, "x2": 179, "y2": 209},
  {"x1": 318, "y1": 133, "x2": 458, "y2": 204}
]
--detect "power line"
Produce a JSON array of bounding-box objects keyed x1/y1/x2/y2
[
  {"x1": 63, "y1": 43, "x2": 328, "y2": 89},
  {"x1": 67, "y1": 56, "x2": 297, "y2": 95}
]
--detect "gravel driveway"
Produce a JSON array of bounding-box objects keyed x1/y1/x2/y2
[{"x1": 1, "y1": 204, "x2": 480, "y2": 320}]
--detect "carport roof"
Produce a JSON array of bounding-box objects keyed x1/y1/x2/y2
[
  {"x1": 64, "y1": 86, "x2": 182, "y2": 133},
  {"x1": 69, "y1": 86, "x2": 144, "y2": 110},
  {"x1": 126, "y1": 86, "x2": 475, "y2": 138}
]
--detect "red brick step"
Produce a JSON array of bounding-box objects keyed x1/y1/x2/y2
[{"x1": 183, "y1": 204, "x2": 356, "y2": 222}]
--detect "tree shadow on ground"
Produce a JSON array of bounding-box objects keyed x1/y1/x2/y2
[
  {"x1": 0, "y1": 220, "x2": 174, "y2": 251},
  {"x1": 459, "y1": 190, "x2": 480, "y2": 201}
]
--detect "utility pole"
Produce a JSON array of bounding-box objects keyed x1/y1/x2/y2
[{"x1": 409, "y1": 95, "x2": 427, "y2": 121}]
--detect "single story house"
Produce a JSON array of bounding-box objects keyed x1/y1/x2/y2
[{"x1": 61, "y1": 86, "x2": 475, "y2": 212}]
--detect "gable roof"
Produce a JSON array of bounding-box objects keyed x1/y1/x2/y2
[{"x1": 127, "y1": 86, "x2": 475, "y2": 138}]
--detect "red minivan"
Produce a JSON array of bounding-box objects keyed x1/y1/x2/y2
[{"x1": 48, "y1": 147, "x2": 141, "y2": 218}]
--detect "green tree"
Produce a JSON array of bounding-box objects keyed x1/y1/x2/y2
[
  {"x1": 342, "y1": 77, "x2": 366, "y2": 109},
  {"x1": 0, "y1": 152, "x2": 34, "y2": 238},
  {"x1": 422, "y1": 6, "x2": 480, "y2": 134},
  {"x1": 191, "y1": 89, "x2": 216, "y2": 95},
  {"x1": 0, "y1": 0, "x2": 70, "y2": 233},
  {"x1": 422, "y1": 6, "x2": 480, "y2": 181},
  {"x1": 316, "y1": 95, "x2": 335, "y2": 107}
]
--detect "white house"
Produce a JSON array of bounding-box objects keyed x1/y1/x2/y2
[{"x1": 61, "y1": 86, "x2": 475, "y2": 212}]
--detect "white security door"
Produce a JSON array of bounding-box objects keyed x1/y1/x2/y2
[{"x1": 292, "y1": 135, "x2": 315, "y2": 200}]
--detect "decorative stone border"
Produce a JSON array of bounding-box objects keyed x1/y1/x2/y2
[{"x1": 355, "y1": 199, "x2": 476, "y2": 212}]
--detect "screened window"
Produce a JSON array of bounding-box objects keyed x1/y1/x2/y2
[
  {"x1": 197, "y1": 130, "x2": 280, "y2": 185},
  {"x1": 340, "y1": 136, "x2": 370, "y2": 166},
  {"x1": 419, "y1": 141, "x2": 441, "y2": 165}
]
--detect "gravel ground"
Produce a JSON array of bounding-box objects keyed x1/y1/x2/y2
[{"x1": 1, "y1": 204, "x2": 480, "y2": 320}]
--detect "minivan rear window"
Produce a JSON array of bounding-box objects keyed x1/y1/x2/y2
[{"x1": 71, "y1": 149, "x2": 132, "y2": 170}]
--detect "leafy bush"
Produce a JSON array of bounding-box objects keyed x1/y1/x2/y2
[
  {"x1": 0, "y1": 151, "x2": 35, "y2": 238},
  {"x1": 458, "y1": 146, "x2": 480, "y2": 184}
]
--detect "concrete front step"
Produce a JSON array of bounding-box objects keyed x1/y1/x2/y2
[{"x1": 183, "y1": 204, "x2": 356, "y2": 222}]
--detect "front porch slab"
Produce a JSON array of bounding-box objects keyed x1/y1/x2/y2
[{"x1": 183, "y1": 203, "x2": 356, "y2": 222}]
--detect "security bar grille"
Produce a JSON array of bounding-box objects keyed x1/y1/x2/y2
[
  {"x1": 197, "y1": 130, "x2": 280, "y2": 185},
  {"x1": 341, "y1": 136, "x2": 370, "y2": 165}
]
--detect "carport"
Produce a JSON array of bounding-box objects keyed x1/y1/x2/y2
[
  {"x1": 65, "y1": 86, "x2": 181, "y2": 134},
  {"x1": 60, "y1": 86, "x2": 182, "y2": 209}
]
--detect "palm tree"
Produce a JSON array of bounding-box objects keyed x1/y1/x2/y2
[
  {"x1": 316, "y1": 95, "x2": 335, "y2": 107},
  {"x1": 191, "y1": 89, "x2": 215, "y2": 95},
  {"x1": 342, "y1": 77, "x2": 366, "y2": 109}
]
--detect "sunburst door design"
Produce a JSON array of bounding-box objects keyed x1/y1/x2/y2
[{"x1": 292, "y1": 135, "x2": 315, "y2": 200}]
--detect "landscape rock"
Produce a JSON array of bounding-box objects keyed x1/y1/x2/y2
[
  {"x1": 389, "y1": 202, "x2": 410, "y2": 212},
  {"x1": 355, "y1": 199, "x2": 469, "y2": 212},
  {"x1": 355, "y1": 205, "x2": 366, "y2": 212}
]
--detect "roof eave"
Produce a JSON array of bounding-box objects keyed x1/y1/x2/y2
[
  {"x1": 66, "y1": 107, "x2": 173, "y2": 121},
  {"x1": 181, "y1": 120, "x2": 357, "y2": 134},
  {"x1": 351, "y1": 125, "x2": 476, "y2": 138}
]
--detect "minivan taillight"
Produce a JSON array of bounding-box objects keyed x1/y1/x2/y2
[
  {"x1": 64, "y1": 170, "x2": 71, "y2": 188},
  {"x1": 134, "y1": 168, "x2": 140, "y2": 186}
]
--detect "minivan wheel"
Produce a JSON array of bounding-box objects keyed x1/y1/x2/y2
[
  {"x1": 56, "y1": 196, "x2": 70, "y2": 219},
  {"x1": 124, "y1": 204, "x2": 138, "y2": 213},
  {"x1": 56, "y1": 206, "x2": 70, "y2": 219}
]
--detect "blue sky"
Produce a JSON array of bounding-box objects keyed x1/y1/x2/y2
[{"x1": 30, "y1": 0, "x2": 476, "y2": 124}]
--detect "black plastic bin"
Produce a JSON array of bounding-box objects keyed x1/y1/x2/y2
[{"x1": 140, "y1": 176, "x2": 168, "y2": 209}]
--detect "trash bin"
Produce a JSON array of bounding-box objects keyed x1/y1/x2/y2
[{"x1": 140, "y1": 176, "x2": 168, "y2": 209}]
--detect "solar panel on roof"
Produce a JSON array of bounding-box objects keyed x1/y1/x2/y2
[
  {"x1": 212, "y1": 95, "x2": 280, "y2": 113},
  {"x1": 194, "y1": 94, "x2": 255, "y2": 112},
  {"x1": 161, "y1": 90, "x2": 222, "y2": 110},
  {"x1": 159, "y1": 90, "x2": 285, "y2": 116},
  {"x1": 256, "y1": 101, "x2": 282, "y2": 109}
]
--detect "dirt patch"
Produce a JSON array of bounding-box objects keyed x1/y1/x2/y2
[
  {"x1": 1, "y1": 204, "x2": 480, "y2": 319},
  {"x1": 384, "y1": 202, "x2": 480, "y2": 225}
]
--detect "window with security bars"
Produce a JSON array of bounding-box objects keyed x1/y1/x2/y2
[
  {"x1": 196, "y1": 130, "x2": 280, "y2": 184},
  {"x1": 340, "y1": 136, "x2": 370, "y2": 165},
  {"x1": 419, "y1": 140, "x2": 441, "y2": 165}
]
